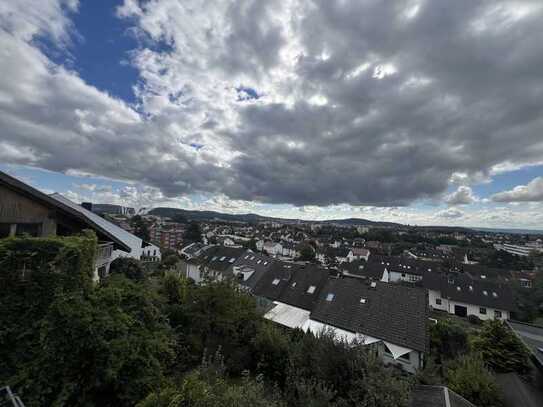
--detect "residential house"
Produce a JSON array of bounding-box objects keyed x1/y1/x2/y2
[
  {"x1": 423, "y1": 271, "x2": 514, "y2": 320},
  {"x1": 0, "y1": 171, "x2": 145, "y2": 281}
]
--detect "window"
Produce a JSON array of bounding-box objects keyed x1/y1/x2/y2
[
  {"x1": 272, "y1": 279, "x2": 280, "y2": 286},
  {"x1": 291, "y1": 282, "x2": 297, "y2": 288},
  {"x1": 15, "y1": 223, "x2": 42, "y2": 237},
  {"x1": 326, "y1": 293, "x2": 335, "y2": 302},
  {"x1": 483, "y1": 290, "x2": 488, "y2": 296},
  {"x1": 219, "y1": 256, "x2": 226, "y2": 261},
  {"x1": 494, "y1": 310, "x2": 502, "y2": 319},
  {"x1": 307, "y1": 285, "x2": 316, "y2": 294},
  {"x1": 399, "y1": 352, "x2": 410, "y2": 361},
  {"x1": 480, "y1": 307, "x2": 487, "y2": 315},
  {"x1": 360, "y1": 298, "x2": 367, "y2": 304},
  {"x1": 435, "y1": 298, "x2": 442, "y2": 305}
]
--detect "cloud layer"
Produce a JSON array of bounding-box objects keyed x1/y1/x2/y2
[
  {"x1": 2, "y1": 0, "x2": 543, "y2": 209},
  {"x1": 491, "y1": 177, "x2": 543, "y2": 202}
]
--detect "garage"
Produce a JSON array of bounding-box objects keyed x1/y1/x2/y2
[{"x1": 454, "y1": 305, "x2": 467, "y2": 317}]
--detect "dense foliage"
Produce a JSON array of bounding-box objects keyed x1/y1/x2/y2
[
  {"x1": 130, "y1": 215, "x2": 151, "y2": 242},
  {"x1": 1, "y1": 236, "x2": 412, "y2": 406},
  {"x1": 472, "y1": 320, "x2": 531, "y2": 374},
  {"x1": 184, "y1": 221, "x2": 203, "y2": 243},
  {"x1": 447, "y1": 354, "x2": 504, "y2": 407}
]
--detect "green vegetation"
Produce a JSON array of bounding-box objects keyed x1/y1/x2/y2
[
  {"x1": 130, "y1": 215, "x2": 151, "y2": 242},
  {"x1": 446, "y1": 354, "x2": 504, "y2": 407},
  {"x1": 184, "y1": 221, "x2": 203, "y2": 243},
  {"x1": 472, "y1": 320, "x2": 531, "y2": 374},
  {"x1": 110, "y1": 256, "x2": 146, "y2": 280},
  {"x1": 424, "y1": 318, "x2": 533, "y2": 407},
  {"x1": 1, "y1": 234, "x2": 412, "y2": 406}
]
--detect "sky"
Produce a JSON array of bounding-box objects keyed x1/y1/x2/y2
[{"x1": 2, "y1": 0, "x2": 543, "y2": 229}]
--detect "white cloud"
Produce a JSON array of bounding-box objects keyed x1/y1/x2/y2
[
  {"x1": 491, "y1": 177, "x2": 543, "y2": 202},
  {"x1": 444, "y1": 186, "x2": 478, "y2": 205}
]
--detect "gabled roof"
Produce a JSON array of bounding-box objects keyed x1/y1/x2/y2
[
  {"x1": 50, "y1": 194, "x2": 140, "y2": 253},
  {"x1": 252, "y1": 261, "x2": 295, "y2": 300},
  {"x1": 310, "y1": 278, "x2": 428, "y2": 352},
  {"x1": 423, "y1": 271, "x2": 515, "y2": 311},
  {"x1": 0, "y1": 171, "x2": 132, "y2": 252},
  {"x1": 278, "y1": 265, "x2": 330, "y2": 310},
  {"x1": 199, "y1": 246, "x2": 247, "y2": 274},
  {"x1": 231, "y1": 251, "x2": 274, "y2": 290}
]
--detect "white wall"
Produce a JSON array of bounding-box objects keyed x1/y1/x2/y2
[
  {"x1": 428, "y1": 289, "x2": 510, "y2": 320},
  {"x1": 389, "y1": 271, "x2": 423, "y2": 283},
  {"x1": 375, "y1": 342, "x2": 422, "y2": 374}
]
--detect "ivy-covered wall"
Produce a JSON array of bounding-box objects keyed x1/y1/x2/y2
[{"x1": 0, "y1": 231, "x2": 98, "y2": 383}]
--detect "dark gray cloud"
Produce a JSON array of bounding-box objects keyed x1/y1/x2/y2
[{"x1": 2, "y1": 0, "x2": 543, "y2": 207}]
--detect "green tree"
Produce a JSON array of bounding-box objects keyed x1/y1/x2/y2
[
  {"x1": 18, "y1": 275, "x2": 174, "y2": 407},
  {"x1": 110, "y1": 257, "x2": 145, "y2": 280},
  {"x1": 298, "y1": 244, "x2": 316, "y2": 262},
  {"x1": 447, "y1": 354, "x2": 503, "y2": 407},
  {"x1": 472, "y1": 320, "x2": 531, "y2": 374},
  {"x1": 430, "y1": 320, "x2": 469, "y2": 361},
  {"x1": 131, "y1": 215, "x2": 150, "y2": 242},
  {"x1": 244, "y1": 238, "x2": 258, "y2": 251},
  {"x1": 184, "y1": 221, "x2": 202, "y2": 243}
]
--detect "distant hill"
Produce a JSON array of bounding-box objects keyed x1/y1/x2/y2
[{"x1": 147, "y1": 207, "x2": 402, "y2": 227}]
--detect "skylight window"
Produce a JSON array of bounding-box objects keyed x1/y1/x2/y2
[
  {"x1": 272, "y1": 279, "x2": 280, "y2": 286},
  {"x1": 326, "y1": 293, "x2": 335, "y2": 302},
  {"x1": 360, "y1": 298, "x2": 367, "y2": 304},
  {"x1": 292, "y1": 282, "x2": 297, "y2": 288},
  {"x1": 257, "y1": 260, "x2": 262, "y2": 264},
  {"x1": 483, "y1": 290, "x2": 488, "y2": 296},
  {"x1": 457, "y1": 286, "x2": 461, "y2": 291},
  {"x1": 492, "y1": 292, "x2": 498, "y2": 298},
  {"x1": 229, "y1": 257, "x2": 235, "y2": 263},
  {"x1": 307, "y1": 285, "x2": 316, "y2": 294},
  {"x1": 212, "y1": 256, "x2": 218, "y2": 261},
  {"x1": 219, "y1": 256, "x2": 226, "y2": 261},
  {"x1": 264, "y1": 261, "x2": 268, "y2": 265},
  {"x1": 469, "y1": 285, "x2": 473, "y2": 291}
]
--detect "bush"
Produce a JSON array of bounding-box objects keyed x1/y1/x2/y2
[
  {"x1": 430, "y1": 320, "x2": 469, "y2": 361},
  {"x1": 447, "y1": 354, "x2": 503, "y2": 407},
  {"x1": 110, "y1": 257, "x2": 145, "y2": 280},
  {"x1": 472, "y1": 320, "x2": 531, "y2": 374},
  {"x1": 467, "y1": 314, "x2": 483, "y2": 325}
]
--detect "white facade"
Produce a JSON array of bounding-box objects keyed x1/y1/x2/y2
[
  {"x1": 428, "y1": 289, "x2": 510, "y2": 321},
  {"x1": 389, "y1": 270, "x2": 423, "y2": 283}
]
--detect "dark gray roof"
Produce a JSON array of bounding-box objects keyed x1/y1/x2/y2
[
  {"x1": 252, "y1": 261, "x2": 295, "y2": 300},
  {"x1": 369, "y1": 255, "x2": 440, "y2": 276},
  {"x1": 339, "y1": 260, "x2": 384, "y2": 280},
  {"x1": 311, "y1": 278, "x2": 429, "y2": 352},
  {"x1": 231, "y1": 251, "x2": 274, "y2": 290},
  {"x1": 423, "y1": 271, "x2": 515, "y2": 311},
  {"x1": 199, "y1": 246, "x2": 247, "y2": 274},
  {"x1": 278, "y1": 264, "x2": 330, "y2": 310}
]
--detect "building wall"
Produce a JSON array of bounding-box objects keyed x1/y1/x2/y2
[
  {"x1": 374, "y1": 342, "x2": 423, "y2": 374},
  {"x1": 0, "y1": 185, "x2": 57, "y2": 236},
  {"x1": 428, "y1": 289, "x2": 510, "y2": 320},
  {"x1": 389, "y1": 271, "x2": 423, "y2": 283}
]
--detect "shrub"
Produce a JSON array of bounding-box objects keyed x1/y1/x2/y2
[
  {"x1": 467, "y1": 314, "x2": 483, "y2": 325},
  {"x1": 472, "y1": 320, "x2": 531, "y2": 374},
  {"x1": 447, "y1": 353, "x2": 504, "y2": 407}
]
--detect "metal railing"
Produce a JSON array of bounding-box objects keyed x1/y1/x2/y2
[{"x1": 0, "y1": 386, "x2": 25, "y2": 407}]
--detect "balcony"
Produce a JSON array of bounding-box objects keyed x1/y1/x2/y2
[{"x1": 96, "y1": 242, "x2": 114, "y2": 267}]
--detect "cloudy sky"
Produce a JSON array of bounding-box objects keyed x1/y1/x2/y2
[{"x1": 2, "y1": 0, "x2": 543, "y2": 229}]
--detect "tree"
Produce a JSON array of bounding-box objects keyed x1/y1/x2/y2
[
  {"x1": 298, "y1": 245, "x2": 315, "y2": 262},
  {"x1": 430, "y1": 320, "x2": 469, "y2": 361},
  {"x1": 17, "y1": 275, "x2": 174, "y2": 406},
  {"x1": 472, "y1": 320, "x2": 531, "y2": 374},
  {"x1": 171, "y1": 214, "x2": 188, "y2": 224},
  {"x1": 131, "y1": 215, "x2": 150, "y2": 242},
  {"x1": 447, "y1": 354, "x2": 504, "y2": 407},
  {"x1": 244, "y1": 238, "x2": 258, "y2": 251},
  {"x1": 110, "y1": 257, "x2": 145, "y2": 280},
  {"x1": 184, "y1": 221, "x2": 202, "y2": 243}
]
